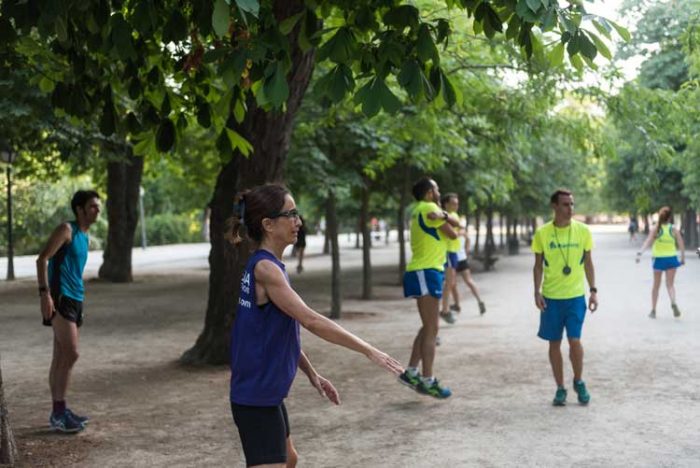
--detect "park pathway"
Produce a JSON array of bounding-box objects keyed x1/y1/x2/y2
[{"x1": 0, "y1": 226, "x2": 698, "y2": 467}]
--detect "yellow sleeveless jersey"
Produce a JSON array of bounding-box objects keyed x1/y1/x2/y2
[{"x1": 652, "y1": 224, "x2": 677, "y2": 258}]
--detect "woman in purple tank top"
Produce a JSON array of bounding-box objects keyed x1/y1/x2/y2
[{"x1": 227, "y1": 184, "x2": 403, "y2": 467}]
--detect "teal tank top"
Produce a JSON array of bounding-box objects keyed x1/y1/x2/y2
[{"x1": 48, "y1": 221, "x2": 89, "y2": 301}]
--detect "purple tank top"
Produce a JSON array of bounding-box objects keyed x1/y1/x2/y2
[{"x1": 230, "y1": 249, "x2": 301, "y2": 406}]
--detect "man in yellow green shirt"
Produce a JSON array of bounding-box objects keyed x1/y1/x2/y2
[
  {"x1": 532, "y1": 189, "x2": 598, "y2": 406},
  {"x1": 398, "y1": 177, "x2": 460, "y2": 399}
]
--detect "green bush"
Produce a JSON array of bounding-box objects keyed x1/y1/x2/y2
[{"x1": 135, "y1": 212, "x2": 202, "y2": 246}]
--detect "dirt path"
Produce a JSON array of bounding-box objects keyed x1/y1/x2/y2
[{"x1": 1, "y1": 228, "x2": 698, "y2": 467}]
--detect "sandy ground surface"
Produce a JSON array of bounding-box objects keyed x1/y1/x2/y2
[{"x1": 1, "y1": 227, "x2": 699, "y2": 467}]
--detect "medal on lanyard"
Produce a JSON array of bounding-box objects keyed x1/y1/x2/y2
[{"x1": 553, "y1": 225, "x2": 572, "y2": 275}]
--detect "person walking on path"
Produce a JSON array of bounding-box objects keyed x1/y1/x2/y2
[
  {"x1": 36, "y1": 190, "x2": 101, "y2": 433},
  {"x1": 438, "y1": 193, "x2": 462, "y2": 324},
  {"x1": 532, "y1": 189, "x2": 598, "y2": 406},
  {"x1": 227, "y1": 184, "x2": 403, "y2": 467},
  {"x1": 439, "y1": 194, "x2": 486, "y2": 318},
  {"x1": 635, "y1": 206, "x2": 685, "y2": 319},
  {"x1": 294, "y1": 216, "x2": 307, "y2": 273},
  {"x1": 398, "y1": 178, "x2": 460, "y2": 399},
  {"x1": 448, "y1": 226, "x2": 486, "y2": 316}
]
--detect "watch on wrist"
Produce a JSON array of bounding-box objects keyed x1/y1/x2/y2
[
  {"x1": 589, "y1": 287, "x2": 598, "y2": 294},
  {"x1": 442, "y1": 211, "x2": 449, "y2": 220},
  {"x1": 38, "y1": 286, "x2": 49, "y2": 296}
]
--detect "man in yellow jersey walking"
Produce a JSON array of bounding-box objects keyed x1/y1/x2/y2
[
  {"x1": 398, "y1": 178, "x2": 460, "y2": 399},
  {"x1": 532, "y1": 189, "x2": 598, "y2": 406}
]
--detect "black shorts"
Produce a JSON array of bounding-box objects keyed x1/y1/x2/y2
[
  {"x1": 231, "y1": 402, "x2": 290, "y2": 467},
  {"x1": 456, "y1": 259, "x2": 470, "y2": 272},
  {"x1": 43, "y1": 295, "x2": 83, "y2": 328}
]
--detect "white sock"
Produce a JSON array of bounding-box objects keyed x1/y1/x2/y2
[
  {"x1": 406, "y1": 367, "x2": 419, "y2": 377},
  {"x1": 421, "y1": 376, "x2": 434, "y2": 385}
]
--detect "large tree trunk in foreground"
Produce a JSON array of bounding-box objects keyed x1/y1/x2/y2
[
  {"x1": 360, "y1": 179, "x2": 372, "y2": 300},
  {"x1": 0, "y1": 360, "x2": 18, "y2": 466},
  {"x1": 98, "y1": 145, "x2": 143, "y2": 282},
  {"x1": 182, "y1": 2, "x2": 314, "y2": 365},
  {"x1": 327, "y1": 190, "x2": 341, "y2": 319}
]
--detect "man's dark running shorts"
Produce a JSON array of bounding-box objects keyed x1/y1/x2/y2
[
  {"x1": 231, "y1": 402, "x2": 290, "y2": 466},
  {"x1": 42, "y1": 295, "x2": 84, "y2": 327}
]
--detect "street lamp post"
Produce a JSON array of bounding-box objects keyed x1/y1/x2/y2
[{"x1": 0, "y1": 142, "x2": 17, "y2": 281}]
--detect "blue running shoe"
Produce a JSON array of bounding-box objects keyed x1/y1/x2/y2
[
  {"x1": 398, "y1": 370, "x2": 421, "y2": 390},
  {"x1": 50, "y1": 411, "x2": 85, "y2": 433},
  {"x1": 65, "y1": 408, "x2": 89, "y2": 425},
  {"x1": 417, "y1": 378, "x2": 452, "y2": 399},
  {"x1": 573, "y1": 380, "x2": 590, "y2": 405},
  {"x1": 553, "y1": 387, "x2": 567, "y2": 406}
]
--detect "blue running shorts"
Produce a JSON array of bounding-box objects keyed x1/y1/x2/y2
[
  {"x1": 652, "y1": 256, "x2": 681, "y2": 271},
  {"x1": 403, "y1": 269, "x2": 444, "y2": 299},
  {"x1": 538, "y1": 296, "x2": 586, "y2": 341},
  {"x1": 444, "y1": 252, "x2": 459, "y2": 269}
]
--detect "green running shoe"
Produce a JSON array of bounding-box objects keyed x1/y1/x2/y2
[
  {"x1": 573, "y1": 380, "x2": 590, "y2": 405},
  {"x1": 649, "y1": 310, "x2": 656, "y2": 319},
  {"x1": 398, "y1": 370, "x2": 421, "y2": 390},
  {"x1": 672, "y1": 303, "x2": 681, "y2": 318},
  {"x1": 416, "y1": 378, "x2": 452, "y2": 399},
  {"x1": 478, "y1": 301, "x2": 486, "y2": 315},
  {"x1": 552, "y1": 387, "x2": 567, "y2": 406}
]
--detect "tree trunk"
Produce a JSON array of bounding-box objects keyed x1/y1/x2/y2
[
  {"x1": 98, "y1": 145, "x2": 143, "y2": 282},
  {"x1": 323, "y1": 230, "x2": 330, "y2": 255},
  {"x1": 484, "y1": 202, "x2": 496, "y2": 270},
  {"x1": 499, "y1": 213, "x2": 504, "y2": 249},
  {"x1": 327, "y1": 190, "x2": 341, "y2": 319},
  {"x1": 397, "y1": 163, "x2": 410, "y2": 284},
  {"x1": 474, "y1": 210, "x2": 481, "y2": 256},
  {"x1": 0, "y1": 359, "x2": 18, "y2": 466},
  {"x1": 182, "y1": 1, "x2": 315, "y2": 365},
  {"x1": 683, "y1": 209, "x2": 698, "y2": 249},
  {"x1": 643, "y1": 214, "x2": 650, "y2": 235},
  {"x1": 360, "y1": 179, "x2": 372, "y2": 300}
]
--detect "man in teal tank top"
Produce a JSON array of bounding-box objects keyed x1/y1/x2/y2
[{"x1": 36, "y1": 190, "x2": 101, "y2": 433}]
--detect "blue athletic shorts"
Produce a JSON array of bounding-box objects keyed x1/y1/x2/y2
[
  {"x1": 444, "y1": 252, "x2": 459, "y2": 269},
  {"x1": 653, "y1": 256, "x2": 681, "y2": 271},
  {"x1": 403, "y1": 269, "x2": 444, "y2": 299},
  {"x1": 538, "y1": 296, "x2": 586, "y2": 341}
]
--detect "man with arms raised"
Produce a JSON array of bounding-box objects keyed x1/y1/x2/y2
[{"x1": 532, "y1": 189, "x2": 598, "y2": 406}]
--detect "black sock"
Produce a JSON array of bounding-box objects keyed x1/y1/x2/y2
[{"x1": 53, "y1": 400, "x2": 66, "y2": 415}]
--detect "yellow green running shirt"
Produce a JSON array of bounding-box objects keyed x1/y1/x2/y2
[
  {"x1": 532, "y1": 220, "x2": 593, "y2": 299},
  {"x1": 439, "y1": 211, "x2": 461, "y2": 253},
  {"x1": 652, "y1": 224, "x2": 677, "y2": 257},
  {"x1": 407, "y1": 201, "x2": 447, "y2": 272}
]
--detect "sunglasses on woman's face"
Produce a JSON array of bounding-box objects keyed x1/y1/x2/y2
[{"x1": 268, "y1": 209, "x2": 301, "y2": 220}]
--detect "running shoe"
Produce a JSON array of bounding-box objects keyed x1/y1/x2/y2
[
  {"x1": 416, "y1": 378, "x2": 452, "y2": 399},
  {"x1": 672, "y1": 304, "x2": 681, "y2": 318},
  {"x1": 398, "y1": 370, "x2": 421, "y2": 390},
  {"x1": 435, "y1": 336, "x2": 441, "y2": 346},
  {"x1": 449, "y1": 304, "x2": 461, "y2": 313},
  {"x1": 49, "y1": 411, "x2": 84, "y2": 433},
  {"x1": 65, "y1": 408, "x2": 89, "y2": 425},
  {"x1": 552, "y1": 387, "x2": 567, "y2": 406},
  {"x1": 573, "y1": 380, "x2": 590, "y2": 405},
  {"x1": 478, "y1": 301, "x2": 486, "y2": 315},
  {"x1": 648, "y1": 310, "x2": 656, "y2": 319},
  {"x1": 440, "y1": 310, "x2": 456, "y2": 324}
]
